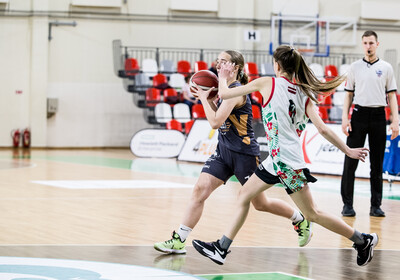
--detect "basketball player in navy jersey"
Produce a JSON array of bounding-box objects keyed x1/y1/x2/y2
[
  {"x1": 191, "y1": 45, "x2": 377, "y2": 267},
  {"x1": 154, "y1": 50, "x2": 312, "y2": 255}
]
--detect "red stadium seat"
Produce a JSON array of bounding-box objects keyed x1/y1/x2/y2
[
  {"x1": 185, "y1": 119, "x2": 195, "y2": 134},
  {"x1": 145, "y1": 88, "x2": 162, "y2": 107},
  {"x1": 124, "y1": 58, "x2": 140, "y2": 77},
  {"x1": 251, "y1": 91, "x2": 263, "y2": 105},
  {"x1": 163, "y1": 88, "x2": 179, "y2": 104},
  {"x1": 385, "y1": 106, "x2": 391, "y2": 122},
  {"x1": 177, "y1": 60, "x2": 192, "y2": 77},
  {"x1": 325, "y1": 65, "x2": 338, "y2": 80},
  {"x1": 152, "y1": 73, "x2": 168, "y2": 87},
  {"x1": 252, "y1": 105, "x2": 261, "y2": 121},
  {"x1": 192, "y1": 104, "x2": 206, "y2": 119},
  {"x1": 318, "y1": 94, "x2": 332, "y2": 106},
  {"x1": 318, "y1": 105, "x2": 331, "y2": 123},
  {"x1": 194, "y1": 61, "x2": 208, "y2": 72},
  {"x1": 166, "y1": 119, "x2": 183, "y2": 132},
  {"x1": 244, "y1": 62, "x2": 260, "y2": 81}
]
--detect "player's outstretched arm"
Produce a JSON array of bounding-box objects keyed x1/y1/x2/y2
[{"x1": 307, "y1": 100, "x2": 369, "y2": 162}]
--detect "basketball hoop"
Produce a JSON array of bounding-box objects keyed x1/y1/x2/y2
[{"x1": 298, "y1": 48, "x2": 315, "y2": 65}]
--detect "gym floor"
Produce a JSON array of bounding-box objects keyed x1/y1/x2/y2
[{"x1": 0, "y1": 148, "x2": 399, "y2": 279}]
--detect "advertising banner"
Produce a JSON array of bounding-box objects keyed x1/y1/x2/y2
[
  {"x1": 130, "y1": 129, "x2": 185, "y2": 158},
  {"x1": 300, "y1": 124, "x2": 371, "y2": 177},
  {"x1": 178, "y1": 120, "x2": 219, "y2": 162}
]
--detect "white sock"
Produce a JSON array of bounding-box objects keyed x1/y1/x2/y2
[
  {"x1": 177, "y1": 224, "x2": 192, "y2": 241},
  {"x1": 290, "y1": 210, "x2": 304, "y2": 224}
]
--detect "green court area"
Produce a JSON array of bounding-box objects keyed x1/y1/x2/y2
[{"x1": 199, "y1": 272, "x2": 310, "y2": 280}]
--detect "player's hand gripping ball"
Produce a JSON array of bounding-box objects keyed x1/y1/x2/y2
[{"x1": 189, "y1": 70, "x2": 219, "y2": 99}]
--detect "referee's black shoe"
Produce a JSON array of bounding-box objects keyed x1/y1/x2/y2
[
  {"x1": 370, "y1": 207, "x2": 385, "y2": 217},
  {"x1": 342, "y1": 205, "x2": 356, "y2": 217}
]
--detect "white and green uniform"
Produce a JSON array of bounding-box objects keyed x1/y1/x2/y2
[{"x1": 261, "y1": 76, "x2": 311, "y2": 192}]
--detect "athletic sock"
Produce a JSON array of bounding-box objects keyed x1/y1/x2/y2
[
  {"x1": 350, "y1": 230, "x2": 364, "y2": 245},
  {"x1": 218, "y1": 235, "x2": 232, "y2": 250},
  {"x1": 177, "y1": 224, "x2": 192, "y2": 242},
  {"x1": 290, "y1": 210, "x2": 304, "y2": 224}
]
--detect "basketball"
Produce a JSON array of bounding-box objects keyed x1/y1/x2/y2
[{"x1": 189, "y1": 70, "x2": 219, "y2": 99}]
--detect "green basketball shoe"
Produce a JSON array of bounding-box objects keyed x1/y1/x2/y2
[
  {"x1": 293, "y1": 216, "x2": 313, "y2": 247},
  {"x1": 154, "y1": 231, "x2": 187, "y2": 254}
]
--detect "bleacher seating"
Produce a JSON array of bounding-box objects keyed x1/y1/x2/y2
[
  {"x1": 192, "y1": 104, "x2": 206, "y2": 119},
  {"x1": 166, "y1": 119, "x2": 183, "y2": 132},
  {"x1": 252, "y1": 105, "x2": 261, "y2": 121},
  {"x1": 116, "y1": 52, "x2": 359, "y2": 126},
  {"x1": 244, "y1": 62, "x2": 260, "y2": 81},
  {"x1": 177, "y1": 60, "x2": 192, "y2": 77},
  {"x1": 325, "y1": 65, "x2": 338, "y2": 80},
  {"x1": 332, "y1": 91, "x2": 346, "y2": 106},
  {"x1": 124, "y1": 58, "x2": 140, "y2": 77},
  {"x1": 173, "y1": 103, "x2": 192, "y2": 123},
  {"x1": 309, "y1": 63, "x2": 324, "y2": 80},
  {"x1": 159, "y1": 59, "x2": 175, "y2": 76},
  {"x1": 163, "y1": 88, "x2": 180, "y2": 104},
  {"x1": 385, "y1": 107, "x2": 391, "y2": 123},
  {"x1": 152, "y1": 73, "x2": 168, "y2": 88},
  {"x1": 194, "y1": 61, "x2": 208, "y2": 72},
  {"x1": 169, "y1": 73, "x2": 186, "y2": 90},
  {"x1": 251, "y1": 91, "x2": 263, "y2": 106},
  {"x1": 142, "y1": 58, "x2": 158, "y2": 77},
  {"x1": 329, "y1": 106, "x2": 343, "y2": 123},
  {"x1": 318, "y1": 106, "x2": 331, "y2": 123},
  {"x1": 155, "y1": 102, "x2": 173, "y2": 124},
  {"x1": 134, "y1": 73, "x2": 151, "y2": 92},
  {"x1": 145, "y1": 88, "x2": 162, "y2": 107},
  {"x1": 185, "y1": 119, "x2": 195, "y2": 135},
  {"x1": 260, "y1": 62, "x2": 275, "y2": 76}
]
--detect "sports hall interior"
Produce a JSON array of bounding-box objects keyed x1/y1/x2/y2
[{"x1": 0, "y1": 0, "x2": 400, "y2": 279}]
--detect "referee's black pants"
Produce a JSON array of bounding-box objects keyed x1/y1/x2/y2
[{"x1": 341, "y1": 105, "x2": 387, "y2": 208}]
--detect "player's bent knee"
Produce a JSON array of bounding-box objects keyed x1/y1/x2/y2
[{"x1": 191, "y1": 183, "x2": 214, "y2": 202}]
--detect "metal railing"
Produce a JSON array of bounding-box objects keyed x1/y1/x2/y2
[{"x1": 120, "y1": 46, "x2": 361, "y2": 69}]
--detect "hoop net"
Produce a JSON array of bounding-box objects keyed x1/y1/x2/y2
[{"x1": 298, "y1": 48, "x2": 315, "y2": 65}]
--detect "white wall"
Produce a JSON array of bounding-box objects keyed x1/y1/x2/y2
[{"x1": 0, "y1": 0, "x2": 399, "y2": 147}]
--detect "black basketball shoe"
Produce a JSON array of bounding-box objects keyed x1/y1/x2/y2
[
  {"x1": 192, "y1": 239, "x2": 230, "y2": 265},
  {"x1": 353, "y1": 233, "x2": 379, "y2": 266}
]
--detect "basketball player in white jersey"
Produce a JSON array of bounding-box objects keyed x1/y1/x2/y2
[{"x1": 192, "y1": 45, "x2": 378, "y2": 267}]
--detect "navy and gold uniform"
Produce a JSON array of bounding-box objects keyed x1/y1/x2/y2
[{"x1": 201, "y1": 81, "x2": 260, "y2": 185}]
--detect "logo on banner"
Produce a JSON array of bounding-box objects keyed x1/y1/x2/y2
[{"x1": 178, "y1": 120, "x2": 219, "y2": 162}]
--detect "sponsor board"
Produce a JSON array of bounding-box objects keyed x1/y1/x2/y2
[
  {"x1": 130, "y1": 129, "x2": 185, "y2": 158},
  {"x1": 301, "y1": 124, "x2": 371, "y2": 177},
  {"x1": 253, "y1": 121, "x2": 269, "y2": 161},
  {"x1": 178, "y1": 120, "x2": 218, "y2": 162}
]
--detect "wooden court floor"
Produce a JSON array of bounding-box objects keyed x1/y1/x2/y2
[{"x1": 0, "y1": 148, "x2": 399, "y2": 279}]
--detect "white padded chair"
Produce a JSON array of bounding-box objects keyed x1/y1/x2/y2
[
  {"x1": 169, "y1": 73, "x2": 186, "y2": 90},
  {"x1": 173, "y1": 103, "x2": 192, "y2": 123},
  {"x1": 333, "y1": 90, "x2": 346, "y2": 106},
  {"x1": 309, "y1": 63, "x2": 324, "y2": 80},
  {"x1": 142, "y1": 58, "x2": 158, "y2": 77},
  {"x1": 159, "y1": 59, "x2": 175, "y2": 76},
  {"x1": 154, "y1": 102, "x2": 173, "y2": 124},
  {"x1": 260, "y1": 62, "x2": 275, "y2": 76},
  {"x1": 337, "y1": 64, "x2": 350, "y2": 91}
]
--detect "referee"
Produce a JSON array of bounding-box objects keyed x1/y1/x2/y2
[{"x1": 341, "y1": 30, "x2": 399, "y2": 217}]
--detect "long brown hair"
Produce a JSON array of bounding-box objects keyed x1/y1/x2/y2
[
  {"x1": 273, "y1": 45, "x2": 345, "y2": 103},
  {"x1": 225, "y1": 50, "x2": 249, "y2": 85}
]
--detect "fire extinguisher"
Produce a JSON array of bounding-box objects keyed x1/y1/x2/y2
[
  {"x1": 11, "y1": 129, "x2": 20, "y2": 148},
  {"x1": 22, "y1": 128, "x2": 31, "y2": 148}
]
